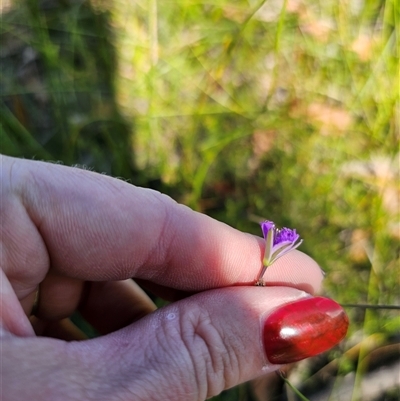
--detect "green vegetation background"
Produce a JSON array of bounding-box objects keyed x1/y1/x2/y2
[{"x1": 1, "y1": 0, "x2": 398, "y2": 399}]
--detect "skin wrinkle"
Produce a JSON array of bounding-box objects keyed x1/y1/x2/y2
[
  {"x1": 179, "y1": 306, "x2": 208, "y2": 400},
  {"x1": 198, "y1": 304, "x2": 229, "y2": 397},
  {"x1": 165, "y1": 205, "x2": 201, "y2": 284},
  {"x1": 219, "y1": 322, "x2": 241, "y2": 392},
  {"x1": 195, "y1": 312, "x2": 221, "y2": 381},
  {"x1": 18, "y1": 162, "x2": 56, "y2": 230},
  {"x1": 122, "y1": 189, "x2": 180, "y2": 274},
  {"x1": 137, "y1": 192, "x2": 174, "y2": 282},
  {"x1": 146, "y1": 313, "x2": 197, "y2": 400},
  {"x1": 194, "y1": 313, "x2": 228, "y2": 398},
  {"x1": 210, "y1": 298, "x2": 247, "y2": 393},
  {"x1": 179, "y1": 299, "x2": 243, "y2": 399},
  {"x1": 131, "y1": 191, "x2": 175, "y2": 279},
  {"x1": 139, "y1": 200, "x2": 207, "y2": 288},
  {"x1": 132, "y1": 306, "x2": 200, "y2": 399},
  {"x1": 1, "y1": 199, "x2": 48, "y2": 308}
]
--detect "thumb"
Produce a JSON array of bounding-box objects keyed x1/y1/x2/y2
[{"x1": 79, "y1": 287, "x2": 348, "y2": 401}]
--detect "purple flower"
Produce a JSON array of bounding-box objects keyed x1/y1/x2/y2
[{"x1": 256, "y1": 220, "x2": 303, "y2": 285}]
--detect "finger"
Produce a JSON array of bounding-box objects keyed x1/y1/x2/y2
[
  {"x1": 31, "y1": 251, "x2": 324, "y2": 324},
  {"x1": 30, "y1": 316, "x2": 88, "y2": 340},
  {"x1": 0, "y1": 269, "x2": 35, "y2": 337},
  {"x1": 30, "y1": 250, "x2": 324, "y2": 327},
  {"x1": 79, "y1": 280, "x2": 157, "y2": 334},
  {"x1": 8, "y1": 156, "x2": 323, "y2": 292},
  {"x1": 263, "y1": 250, "x2": 324, "y2": 294},
  {"x1": 134, "y1": 279, "x2": 195, "y2": 302},
  {"x1": 0, "y1": 161, "x2": 49, "y2": 298},
  {"x1": 136, "y1": 250, "x2": 324, "y2": 302},
  {"x1": 34, "y1": 276, "x2": 156, "y2": 333},
  {"x1": 72, "y1": 287, "x2": 349, "y2": 400},
  {"x1": 26, "y1": 252, "x2": 324, "y2": 325},
  {"x1": 34, "y1": 272, "x2": 84, "y2": 320},
  {"x1": 1, "y1": 331, "x2": 99, "y2": 400},
  {"x1": 2, "y1": 288, "x2": 348, "y2": 401}
]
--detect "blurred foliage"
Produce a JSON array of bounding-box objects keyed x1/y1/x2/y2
[
  {"x1": 1, "y1": 0, "x2": 136, "y2": 177},
  {"x1": 0, "y1": 0, "x2": 399, "y2": 400}
]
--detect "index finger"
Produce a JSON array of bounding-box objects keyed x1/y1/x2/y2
[{"x1": 6, "y1": 155, "x2": 323, "y2": 292}]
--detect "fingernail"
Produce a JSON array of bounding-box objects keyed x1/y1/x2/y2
[{"x1": 263, "y1": 297, "x2": 349, "y2": 364}]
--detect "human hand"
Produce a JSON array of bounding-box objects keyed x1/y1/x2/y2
[{"x1": 0, "y1": 155, "x2": 348, "y2": 401}]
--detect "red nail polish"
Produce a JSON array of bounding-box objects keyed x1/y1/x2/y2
[{"x1": 263, "y1": 297, "x2": 349, "y2": 364}]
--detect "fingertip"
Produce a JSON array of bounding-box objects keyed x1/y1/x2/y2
[{"x1": 263, "y1": 250, "x2": 324, "y2": 295}]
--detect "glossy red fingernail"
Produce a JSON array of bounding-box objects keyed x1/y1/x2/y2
[{"x1": 263, "y1": 297, "x2": 349, "y2": 364}]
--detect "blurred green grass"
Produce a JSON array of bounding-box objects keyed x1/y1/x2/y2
[{"x1": 0, "y1": 0, "x2": 399, "y2": 400}]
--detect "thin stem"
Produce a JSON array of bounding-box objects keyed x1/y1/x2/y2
[
  {"x1": 280, "y1": 372, "x2": 311, "y2": 401},
  {"x1": 256, "y1": 265, "x2": 268, "y2": 282},
  {"x1": 341, "y1": 304, "x2": 400, "y2": 310}
]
